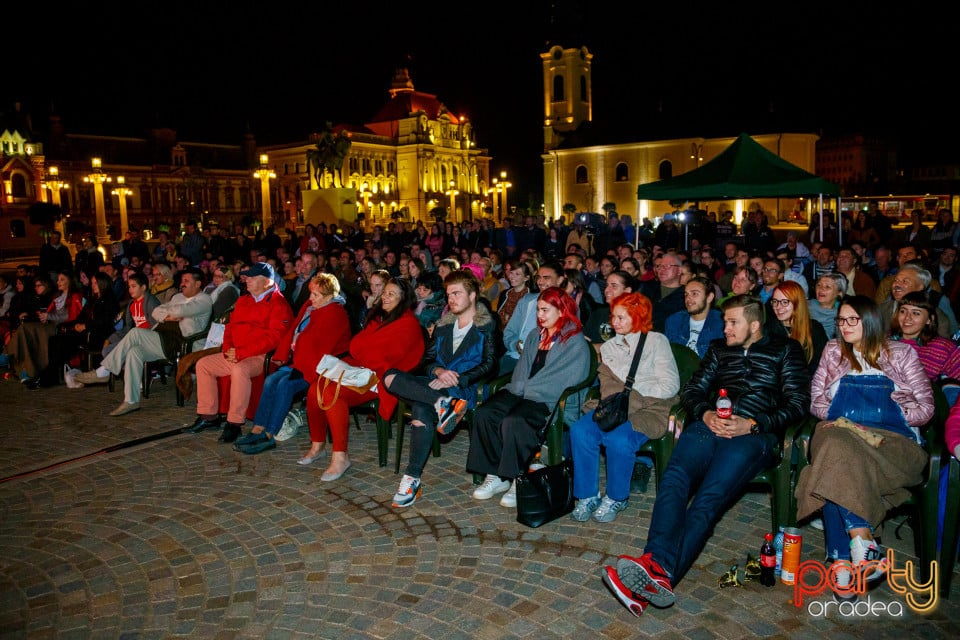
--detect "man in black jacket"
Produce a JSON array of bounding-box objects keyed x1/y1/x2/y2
[
  {"x1": 382, "y1": 270, "x2": 501, "y2": 508},
  {"x1": 603, "y1": 294, "x2": 810, "y2": 617}
]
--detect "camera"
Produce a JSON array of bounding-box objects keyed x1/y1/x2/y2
[{"x1": 574, "y1": 212, "x2": 603, "y2": 234}]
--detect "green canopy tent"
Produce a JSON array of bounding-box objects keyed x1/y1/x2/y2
[{"x1": 636, "y1": 133, "x2": 841, "y2": 244}]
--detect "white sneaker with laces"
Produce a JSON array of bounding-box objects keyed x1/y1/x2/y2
[
  {"x1": 472, "y1": 474, "x2": 511, "y2": 500},
  {"x1": 499, "y1": 480, "x2": 517, "y2": 508},
  {"x1": 850, "y1": 535, "x2": 887, "y2": 585},
  {"x1": 392, "y1": 474, "x2": 422, "y2": 508},
  {"x1": 593, "y1": 495, "x2": 629, "y2": 523}
]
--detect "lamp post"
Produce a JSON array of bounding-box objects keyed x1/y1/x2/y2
[
  {"x1": 445, "y1": 179, "x2": 459, "y2": 223},
  {"x1": 499, "y1": 170, "x2": 512, "y2": 219},
  {"x1": 488, "y1": 179, "x2": 500, "y2": 222},
  {"x1": 253, "y1": 154, "x2": 277, "y2": 231},
  {"x1": 42, "y1": 166, "x2": 69, "y2": 239},
  {"x1": 111, "y1": 176, "x2": 133, "y2": 238},
  {"x1": 83, "y1": 157, "x2": 112, "y2": 244},
  {"x1": 690, "y1": 143, "x2": 704, "y2": 167}
]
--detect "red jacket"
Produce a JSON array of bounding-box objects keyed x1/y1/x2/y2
[
  {"x1": 273, "y1": 300, "x2": 352, "y2": 384},
  {"x1": 222, "y1": 286, "x2": 293, "y2": 361},
  {"x1": 347, "y1": 309, "x2": 424, "y2": 419}
]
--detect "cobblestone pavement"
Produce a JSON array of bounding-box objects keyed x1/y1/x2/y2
[{"x1": 0, "y1": 376, "x2": 957, "y2": 639}]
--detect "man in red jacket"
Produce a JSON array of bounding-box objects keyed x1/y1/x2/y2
[{"x1": 188, "y1": 263, "x2": 293, "y2": 443}]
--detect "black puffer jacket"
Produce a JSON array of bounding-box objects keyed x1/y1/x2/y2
[{"x1": 682, "y1": 333, "x2": 811, "y2": 440}]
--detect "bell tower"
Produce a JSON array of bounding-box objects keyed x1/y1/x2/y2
[{"x1": 541, "y1": 45, "x2": 592, "y2": 151}]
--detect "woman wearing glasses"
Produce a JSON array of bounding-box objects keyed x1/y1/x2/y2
[
  {"x1": 767, "y1": 280, "x2": 827, "y2": 375},
  {"x1": 796, "y1": 295, "x2": 933, "y2": 601}
]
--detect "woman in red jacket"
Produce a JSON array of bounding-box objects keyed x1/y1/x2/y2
[
  {"x1": 233, "y1": 273, "x2": 352, "y2": 455},
  {"x1": 304, "y1": 277, "x2": 425, "y2": 481},
  {"x1": 8, "y1": 270, "x2": 84, "y2": 385}
]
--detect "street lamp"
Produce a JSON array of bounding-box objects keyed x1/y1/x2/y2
[
  {"x1": 499, "y1": 170, "x2": 512, "y2": 219},
  {"x1": 111, "y1": 176, "x2": 134, "y2": 238},
  {"x1": 445, "y1": 179, "x2": 459, "y2": 222},
  {"x1": 253, "y1": 154, "x2": 277, "y2": 231},
  {"x1": 42, "y1": 166, "x2": 69, "y2": 238},
  {"x1": 83, "y1": 157, "x2": 112, "y2": 244},
  {"x1": 690, "y1": 143, "x2": 704, "y2": 167}
]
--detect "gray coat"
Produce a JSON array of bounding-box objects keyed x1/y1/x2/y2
[{"x1": 505, "y1": 324, "x2": 591, "y2": 407}]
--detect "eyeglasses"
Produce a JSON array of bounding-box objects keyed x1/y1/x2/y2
[
  {"x1": 770, "y1": 298, "x2": 792, "y2": 307},
  {"x1": 762, "y1": 268, "x2": 781, "y2": 274},
  {"x1": 656, "y1": 264, "x2": 679, "y2": 271},
  {"x1": 835, "y1": 316, "x2": 861, "y2": 327}
]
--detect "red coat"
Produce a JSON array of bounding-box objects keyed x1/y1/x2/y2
[
  {"x1": 347, "y1": 309, "x2": 424, "y2": 419},
  {"x1": 273, "y1": 300, "x2": 352, "y2": 384},
  {"x1": 222, "y1": 287, "x2": 293, "y2": 361}
]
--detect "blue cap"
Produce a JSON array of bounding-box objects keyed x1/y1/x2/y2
[{"x1": 239, "y1": 263, "x2": 274, "y2": 279}]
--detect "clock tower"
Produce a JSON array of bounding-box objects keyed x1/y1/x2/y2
[{"x1": 541, "y1": 45, "x2": 593, "y2": 152}]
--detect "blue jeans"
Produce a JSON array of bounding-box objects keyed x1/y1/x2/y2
[
  {"x1": 253, "y1": 367, "x2": 310, "y2": 436},
  {"x1": 644, "y1": 420, "x2": 773, "y2": 584},
  {"x1": 823, "y1": 501, "x2": 872, "y2": 561},
  {"x1": 570, "y1": 410, "x2": 647, "y2": 502}
]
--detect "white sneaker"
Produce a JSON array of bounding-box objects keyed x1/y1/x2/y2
[
  {"x1": 850, "y1": 535, "x2": 887, "y2": 585},
  {"x1": 499, "y1": 480, "x2": 517, "y2": 508},
  {"x1": 472, "y1": 474, "x2": 511, "y2": 500}
]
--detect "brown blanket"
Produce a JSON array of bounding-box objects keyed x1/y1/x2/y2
[{"x1": 795, "y1": 421, "x2": 928, "y2": 527}]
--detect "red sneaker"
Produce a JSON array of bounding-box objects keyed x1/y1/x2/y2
[
  {"x1": 616, "y1": 553, "x2": 675, "y2": 607},
  {"x1": 602, "y1": 566, "x2": 649, "y2": 617}
]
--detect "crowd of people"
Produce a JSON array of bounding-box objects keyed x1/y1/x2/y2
[{"x1": 2, "y1": 203, "x2": 959, "y2": 620}]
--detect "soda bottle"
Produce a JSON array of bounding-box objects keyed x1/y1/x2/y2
[
  {"x1": 760, "y1": 533, "x2": 776, "y2": 587},
  {"x1": 716, "y1": 388, "x2": 733, "y2": 419}
]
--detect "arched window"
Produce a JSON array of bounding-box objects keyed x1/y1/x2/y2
[
  {"x1": 11, "y1": 173, "x2": 26, "y2": 198},
  {"x1": 615, "y1": 163, "x2": 629, "y2": 182},
  {"x1": 553, "y1": 75, "x2": 564, "y2": 102},
  {"x1": 659, "y1": 160, "x2": 673, "y2": 180},
  {"x1": 575, "y1": 165, "x2": 588, "y2": 184},
  {"x1": 580, "y1": 75, "x2": 587, "y2": 101}
]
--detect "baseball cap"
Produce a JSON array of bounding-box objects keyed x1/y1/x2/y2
[{"x1": 239, "y1": 263, "x2": 275, "y2": 279}]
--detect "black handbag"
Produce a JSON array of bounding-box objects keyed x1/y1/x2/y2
[
  {"x1": 516, "y1": 403, "x2": 575, "y2": 528},
  {"x1": 592, "y1": 333, "x2": 646, "y2": 432}
]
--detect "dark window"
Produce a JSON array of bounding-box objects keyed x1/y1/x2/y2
[
  {"x1": 11, "y1": 174, "x2": 26, "y2": 198},
  {"x1": 9, "y1": 220, "x2": 25, "y2": 238},
  {"x1": 615, "y1": 163, "x2": 629, "y2": 182},
  {"x1": 553, "y1": 75, "x2": 564, "y2": 102},
  {"x1": 580, "y1": 75, "x2": 587, "y2": 101},
  {"x1": 659, "y1": 160, "x2": 673, "y2": 180},
  {"x1": 575, "y1": 165, "x2": 588, "y2": 184}
]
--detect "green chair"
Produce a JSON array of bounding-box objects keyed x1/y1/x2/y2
[
  {"x1": 748, "y1": 414, "x2": 816, "y2": 534},
  {"x1": 542, "y1": 346, "x2": 599, "y2": 465},
  {"x1": 941, "y1": 450, "x2": 959, "y2": 597}
]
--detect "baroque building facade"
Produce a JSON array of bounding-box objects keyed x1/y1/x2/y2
[{"x1": 262, "y1": 68, "x2": 491, "y2": 231}]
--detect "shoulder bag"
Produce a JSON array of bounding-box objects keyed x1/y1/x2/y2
[
  {"x1": 315, "y1": 354, "x2": 379, "y2": 410},
  {"x1": 592, "y1": 333, "x2": 647, "y2": 432},
  {"x1": 516, "y1": 403, "x2": 575, "y2": 528}
]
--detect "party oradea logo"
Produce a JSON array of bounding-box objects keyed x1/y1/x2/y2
[{"x1": 793, "y1": 549, "x2": 938, "y2": 617}]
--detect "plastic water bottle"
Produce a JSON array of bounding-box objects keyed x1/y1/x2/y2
[
  {"x1": 716, "y1": 388, "x2": 732, "y2": 419},
  {"x1": 774, "y1": 527, "x2": 785, "y2": 577}
]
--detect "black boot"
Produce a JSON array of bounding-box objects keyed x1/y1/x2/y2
[{"x1": 218, "y1": 422, "x2": 243, "y2": 444}]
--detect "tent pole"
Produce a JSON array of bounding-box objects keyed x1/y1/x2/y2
[{"x1": 818, "y1": 194, "x2": 824, "y2": 243}]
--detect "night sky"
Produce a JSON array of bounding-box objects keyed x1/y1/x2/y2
[{"x1": 5, "y1": 2, "x2": 957, "y2": 206}]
